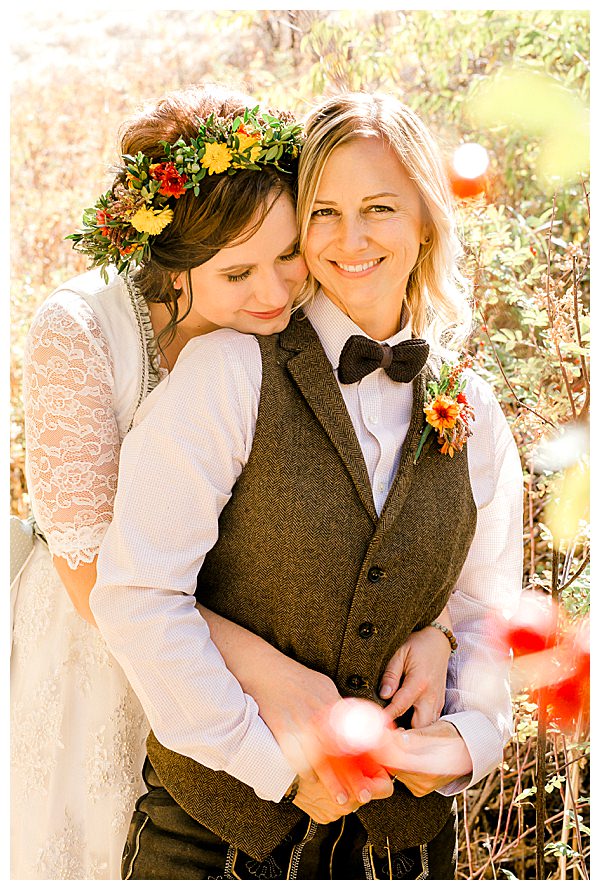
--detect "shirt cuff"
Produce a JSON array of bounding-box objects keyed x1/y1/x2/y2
[
  {"x1": 437, "y1": 711, "x2": 506, "y2": 795},
  {"x1": 224, "y1": 707, "x2": 297, "y2": 802}
]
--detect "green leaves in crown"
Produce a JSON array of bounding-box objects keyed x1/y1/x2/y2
[{"x1": 67, "y1": 106, "x2": 303, "y2": 281}]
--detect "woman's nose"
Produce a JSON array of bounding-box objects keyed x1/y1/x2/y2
[
  {"x1": 336, "y1": 215, "x2": 369, "y2": 252},
  {"x1": 257, "y1": 268, "x2": 292, "y2": 308}
]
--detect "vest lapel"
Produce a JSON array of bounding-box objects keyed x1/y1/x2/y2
[{"x1": 280, "y1": 315, "x2": 377, "y2": 522}]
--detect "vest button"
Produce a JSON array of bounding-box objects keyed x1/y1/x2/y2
[
  {"x1": 358, "y1": 622, "x2": 376, "y2": 639},
  {"x1": 347, "y1": 674, "x2": 369, "y2": 690},
  {"x1": 367, "y1": 566, "x2": 385, "y2": 583}
]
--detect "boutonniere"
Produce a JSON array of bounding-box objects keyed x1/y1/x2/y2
[{"x1": 414, "y1": 356, "x2": 475, "y2": 463}]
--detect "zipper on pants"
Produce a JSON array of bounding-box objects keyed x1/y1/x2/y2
[{"x1": 287, "y1": 818, "x2": 318, "y2": 880}]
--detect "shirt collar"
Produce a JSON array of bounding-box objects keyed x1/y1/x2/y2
[{"x1": 303, "y1": 289, "x2": 414, "y2": 372}]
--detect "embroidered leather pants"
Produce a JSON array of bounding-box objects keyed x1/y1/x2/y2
[{"x1": 122, "y1": 759, "x2": 457, "y2": 880}]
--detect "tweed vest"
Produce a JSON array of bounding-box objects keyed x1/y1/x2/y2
[{"x1": 147, "y1": 311, "x2": 477, "y2": 859}]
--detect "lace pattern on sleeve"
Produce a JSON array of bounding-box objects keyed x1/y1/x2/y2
[{"x1": 24, "y1": 299, "x2": 120, "y2": 568}]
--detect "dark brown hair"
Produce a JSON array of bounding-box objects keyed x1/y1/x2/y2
[{"x1": 118, "y1": 84, "x2": 298, "y2": 349}]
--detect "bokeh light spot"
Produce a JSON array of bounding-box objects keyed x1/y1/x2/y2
[{"x1": 452, "y1": 143, "x2": 489, "y2": 180}]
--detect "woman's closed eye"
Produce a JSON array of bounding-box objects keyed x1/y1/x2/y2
[
  {"x1": 279, "y1": 244, "x2": 301, "y2": 262},
  {"x1": 227, "y1": 269, "x2": 252, "y2": 282}
]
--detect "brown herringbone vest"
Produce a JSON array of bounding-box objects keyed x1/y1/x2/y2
[{"x1": 147, "y1": 311, "x2": 477, "y2": 859}]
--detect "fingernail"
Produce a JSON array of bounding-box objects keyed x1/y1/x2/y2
[
  {"x1": 380, "y1": 685, "x2": 392, "y2": 698},
  {"x1": 336, "y1": 792, "x2": 348, "y2": 805},
  {"x1": 359, "y1": 789, "x2": 372, "y2": 804}
]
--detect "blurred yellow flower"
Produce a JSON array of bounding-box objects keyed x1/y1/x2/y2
[
  {"x1": 467, "y1": 67, "x2": 589, "y2": 185},
  {"x1": 130, "y1": 206, "x2": 174, "y2": 235},
  {"x1": 545, "y1": 461, "x2": 590, "y2": 543},
  {"x1": 201, "y1": 142, "x2": 232, "y2": 175}
]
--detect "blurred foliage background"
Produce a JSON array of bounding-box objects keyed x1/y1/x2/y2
[{"x1": 10, "y1": 8, "x2": 589, "y2": 879}]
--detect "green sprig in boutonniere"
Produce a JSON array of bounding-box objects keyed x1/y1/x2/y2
[{"x1": 414, "y1": 356, "x2": 475, "y2": 463}]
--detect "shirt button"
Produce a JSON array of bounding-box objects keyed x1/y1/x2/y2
[
  {"x1": 369, "y1": 415, "x2": 378, "y2": 424},
  {"x1": 367, "y1": 566, "x2": 385, "y2": 583},
  {"x1": 377, "y1": 482, "x2": 385, "y2": 493},
  {"x1": 347, "y1": 675, "x2": 369, "y2": 690},
  {"x1": 358, "y1": 622, "x2": 376, "y2": 639}
]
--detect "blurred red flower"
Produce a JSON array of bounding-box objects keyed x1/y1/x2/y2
[{"x1": 501, "y1": 589, "x2": 558, "y2": 657}]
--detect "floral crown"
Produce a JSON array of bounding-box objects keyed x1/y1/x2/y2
[{"x1": 67, "y1": 106, "x2": 304, "y2": 280}]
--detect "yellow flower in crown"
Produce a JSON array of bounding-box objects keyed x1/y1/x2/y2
[
  {"x1": 130, "y1": 206, "x2": 174, "y2": 235},
  {"x1": 235, "y1": 132, "x2": 261, "y2": 163},
  {"x1": 201, "y1": 141, "x2": 233, "y2": 175}
]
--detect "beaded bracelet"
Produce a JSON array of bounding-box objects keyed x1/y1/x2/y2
[
  {"x1": 429, "y1": 621, "x2": 458, "y2": 653},
  {"x1": 281, "y1": 774, "x2": 300, "y2": 803}
]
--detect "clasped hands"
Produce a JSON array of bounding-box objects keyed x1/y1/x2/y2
[
  {"x1": 283, "y1": 706, "x2": 473, "y2": 824},
  {"x1": 269, "y1": 626, "x2": 473, "y2": 824}
]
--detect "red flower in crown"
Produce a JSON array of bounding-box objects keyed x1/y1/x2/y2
[
  {"x1": 150, "y1": 162, "x2": 188, "y2": 198},
  {"x1": 237, "y1": 122, "x2": 259, "y2": 137},
  {"x1": 96, "y1": 209, "x2": 112, "y2": 237}
]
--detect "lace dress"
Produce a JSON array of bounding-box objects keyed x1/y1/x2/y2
[{"x1": 11, "y1": 270, "x2": 164, "y2": 879}]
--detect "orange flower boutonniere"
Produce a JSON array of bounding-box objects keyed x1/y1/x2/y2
[{"x1": 414, "y1": 356, "x2": 475, "y2": 463}]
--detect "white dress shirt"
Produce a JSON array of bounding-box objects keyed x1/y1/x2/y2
[{"x1": 92, "y1": 290, "x2": 524, "y2": 802}]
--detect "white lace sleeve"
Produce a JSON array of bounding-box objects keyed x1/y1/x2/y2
[{"x1": 23, "y1": 296, "x2": 121, "y2": 568}]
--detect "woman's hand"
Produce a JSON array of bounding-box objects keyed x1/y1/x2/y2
[
  {"x1": 378, "y1": 610, "x2": 453, "y2": 727},
  {"x1": 373, "y1": 720, "x2": 473, "y2": 797},
  {"x1": 292, "y1": 768, "x2": 394, "y2": 824},
  {"x1": 237, "y1": 651, "x2": 394, "y2": 810},
  {"x1": 197, "y1": 604, "x2": 392, "y2": 808}
]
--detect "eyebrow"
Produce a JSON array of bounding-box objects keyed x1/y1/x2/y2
[
  {"x1": 313, "y1": 192, "x2": 401, "y2": 205},
  {"x1": 217, "y1": 237, "x2": 299, "y2": 274}
]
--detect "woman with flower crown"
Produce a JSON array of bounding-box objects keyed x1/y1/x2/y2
[
  {"x1": 90, "y1": 91, "x2": 524, "y2": 880},
  {"x1": 11, "y1": 85, "x2": 456, "y2": 880}
]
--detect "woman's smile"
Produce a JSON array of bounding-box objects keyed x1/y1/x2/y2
[
  {"x1": 330, "y1": 257, "x2": 385, "y2": 276},
  {"x1": 245, "y1": 305, "x2": 288, "y2": 319},
  {"x1": 305, "y1": 136, "x2": 428, "y2": 340}
]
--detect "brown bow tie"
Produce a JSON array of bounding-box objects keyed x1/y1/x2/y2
[{"x1": 337, "y1": 335, "x2": 430, "y2": 384}]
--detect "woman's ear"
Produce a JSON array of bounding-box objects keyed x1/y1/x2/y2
[
  {"x1": 420, "y1": 224, "x2": 432, "y2": 246},
  {"x1": 173, "y1": 271, "x2": 186, "y2": 293}
]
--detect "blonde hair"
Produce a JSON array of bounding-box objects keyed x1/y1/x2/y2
[{"x1": 297, "y1": 92, "x2": 472, "y2": 349}]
